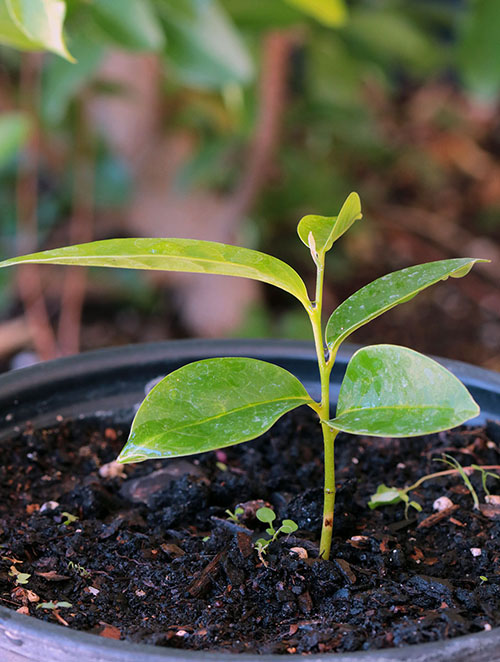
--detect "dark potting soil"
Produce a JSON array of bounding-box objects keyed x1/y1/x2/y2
[{"x1": 1, "y1": 409, "x2": 500, "y2": 655}]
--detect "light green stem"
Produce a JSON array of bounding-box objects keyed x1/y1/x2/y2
[{"x1": 307, "y1": 251, "x2": 338, "y2": 560}]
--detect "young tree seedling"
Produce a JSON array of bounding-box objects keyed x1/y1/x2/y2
[{"x1": 0, "y1": 193, "x2": 486, "y2": 559}]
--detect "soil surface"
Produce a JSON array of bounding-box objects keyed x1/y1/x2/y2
[{"x1": 1, "y1": 409, "x2": 500, "y2": 655}]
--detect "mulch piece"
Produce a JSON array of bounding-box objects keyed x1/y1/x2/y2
[{"x1": 1, "y1": 410, "x2": 499, "y2": 654}]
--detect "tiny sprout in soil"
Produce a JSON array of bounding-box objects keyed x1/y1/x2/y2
[
  {"x1": 254, "y1": 507, "x2": 298, "y2": 564},
  {"x1": 36, "y1": 601, "x2": 72, "y2": 611},
  {"x1": 225, "y1": 507, "x2": 244, "y2": 523},
  {"x1": 0, "y1": 193, "x2": 487, "y2": 560},
  {"x1": 369, "y1": 454, "x2": 500, "y2": 515}
]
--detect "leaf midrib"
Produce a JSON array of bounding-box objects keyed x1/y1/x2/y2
[
  {"x1": 4, "y1": 250, "x2": 307, "y2": 300},
  {"x1": 335, "y1": 404, "x2": 465, "y2": 417},
  {"x1": 137, "y1": 394, "x2": 312, "y2": 435}
]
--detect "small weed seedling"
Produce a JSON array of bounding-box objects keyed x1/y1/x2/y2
[
  {"x1": 369, "y1": 454, "x2": 500, "y2": 514},
  {"x1": 225, "y1": 507, "x2": 244, "y2": 523},
  {"x1": 9, "y1": 565, "x2": 31, "y2": 586},
  {"x1": 67, "y1": 561, "x2": 91, "y2": 578},
  {"x1": 0, "y1": 193, "x2": 486, "y2": 559},
  {"x1": 36, "y1": 601, "x2": 72, "y2": 610},
  {"x1": 254, "y1": 507, "x2": 298, "y2": 564},
  {"x1": 61, "y1": 511, "x2": 78, "y2": 526}
]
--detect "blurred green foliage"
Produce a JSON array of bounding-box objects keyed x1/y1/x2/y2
[{"x1": 0, "y1": 0, "x2": 499, "y2": 342}]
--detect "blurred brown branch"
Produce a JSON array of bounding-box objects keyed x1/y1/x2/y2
[
  {"x1": 16, "y1": 53, "x2": 58, "y2": 361},
  {"x1": 57, "y1": 95, "x2": 95, "y2": 355}
]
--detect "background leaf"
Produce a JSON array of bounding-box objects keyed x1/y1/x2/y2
[
  {"x1": 326, "y1": 258, "x2": 485, "y2": 350},
  {"x1": 88, "y1": 0, "x2": 164, "y2": 52},
  {"x1": 118, "y1": 357, "x2": 314, "y2": 462},
  {"x1": 283, "y1": 0, "x2": 346, "y2": 27},
  {"x1": 328, "y1": 344, "x2": 479, "y2": 437},
  {"x1": 0, "y1": 112, "x2": 31, "y2": 167},
  {"x1": 160, "y1": 0, "x2": 253, "y2": 89},
  {"x1": 42, "y1": 33, "x2": 104, "y2": 124},
  {"x1": 0, "y1": 0, "x2": 73, "y2": 60},
  {"x1": 457, "y1": 0, "x2": 500, "y2": 104},
  {"x1": 0, "y1": 237, "x2": 310, "y2": 307}
]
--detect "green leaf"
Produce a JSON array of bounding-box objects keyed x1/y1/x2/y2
[
  {"x1": 118, "y1": 358, "x2": 314, "y2": 463},
  {"x1": 328, "y1": 344, "x2": 480, "y2": 437},
  {"x1": 42, "y1": 33, "x2": 104, "y2": 125},
  {"x1": 0, "y1": 0, "x2": 74, "y2": 61},
  {"x1": 283, "y1": 0, "x2": 347, "y2": 27},
  {"x1": 457, "y1": 0, "x2": 500, "y2": 104},
  {"x1": 0, "y1": 237, "x2": 310, "y2": 307},
  {"x1": 89, "y1": 0, "x2": 164, "y2": 51},
  {"x1": 368, "y1": 484, "x2": 404, "y2": 509},
  {"x1": 326, "y1": 258, "x2": 485, "y2": 350},
  {"x1": 297, "y1": 192, "x2": 361, "y2": 256},
  {"x1": 280, "y1": 519, "x2": 298, "y2": 534},
  {"x1": 36, "y1": 601, "x2": 72, "y2": 610},
  {"x1": 0, "y1": 112, "x2": 31, "y2": 167},
  {"x1": 256, "y1": 507, "x2": 276, "y2": 524},
  {"x1": 160, "y1": 0, "x2": 253, "y2": 89}
]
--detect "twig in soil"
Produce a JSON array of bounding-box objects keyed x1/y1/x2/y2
[
  {"x1": 188, "y1": 550, "x2": 225, "y2": 598},
  {"x1": 417, "y1": 504, "x2": 459, "y2": 529}
]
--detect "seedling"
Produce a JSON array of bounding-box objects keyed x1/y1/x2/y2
[
  {"x1": 225, "y1": 507, "x2": 244, "y2": 523},
  {"x1": 61, "y1": 511, "x2": 78, "y2": 526},
  {"x1": 36, "y1": 601, "x2": 72, "y2": 610},
  {"x1": 369, "y1": 455, "x2": 500, "y2": 514},
  {"x1": 436, "y1": 454, "x2": 480, "y2": 509},
  {"x1": 0, "y1": 193, "x2": 485, "y2": 559},
  {"x1": 9, "y1": 565, "x2": 31, "y2": 586},
  {"x1": 67, "y1": 561, "x2": 91, "y2": 578},
  {"x1": 254, "y1": 507, "x2": 298, "y2": 563}
]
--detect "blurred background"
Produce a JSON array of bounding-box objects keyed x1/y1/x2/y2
[{"x1": 0, "y1": 0, "x2": 498, "y2": 372}]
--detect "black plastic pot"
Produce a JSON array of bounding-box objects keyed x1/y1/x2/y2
[{"x1": 0, "y1": 339, "x2": 499, "y2": 662}]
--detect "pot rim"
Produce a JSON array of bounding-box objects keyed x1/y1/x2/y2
[{"x1": 0, "y1": 338, "x2": 499, "y2": 662}]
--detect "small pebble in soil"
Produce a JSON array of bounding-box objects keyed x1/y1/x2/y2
[{"x1": 433, "y1": 496, "x2": 454, "y2": 511}]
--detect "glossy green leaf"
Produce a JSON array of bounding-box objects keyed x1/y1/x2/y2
[
  {"x1": 283, "y1": 0, "x2": 347, "y2": 27},
  {"x1": 117, "y1": 358, "x2": 314, "y2": 463},
  {"x1": 328, "y1": 345, "x2": 480, "y2": 437},
  {"x1": 326, "y1": 258, "x2": 485, "y2": 350},
  {"x1": 89, "y1": 0, "x2": 164, "y2": 52},
  {"x1": 0, "y1": 237, "x2": 310, "y2": 307},
  {"x1": 297, "y1": 192, "x2": 361, "y2": 256},
  {"x1": 0, "y1": 0, "x2": 73, "y2": 61},
  {"x1": 0, "y1": 112, "x2": 31, "y2": 166}
]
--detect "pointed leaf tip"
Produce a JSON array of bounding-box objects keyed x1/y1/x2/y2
[{"x1": 326, "y1": 258, "x2": 485, "y2": 350}]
